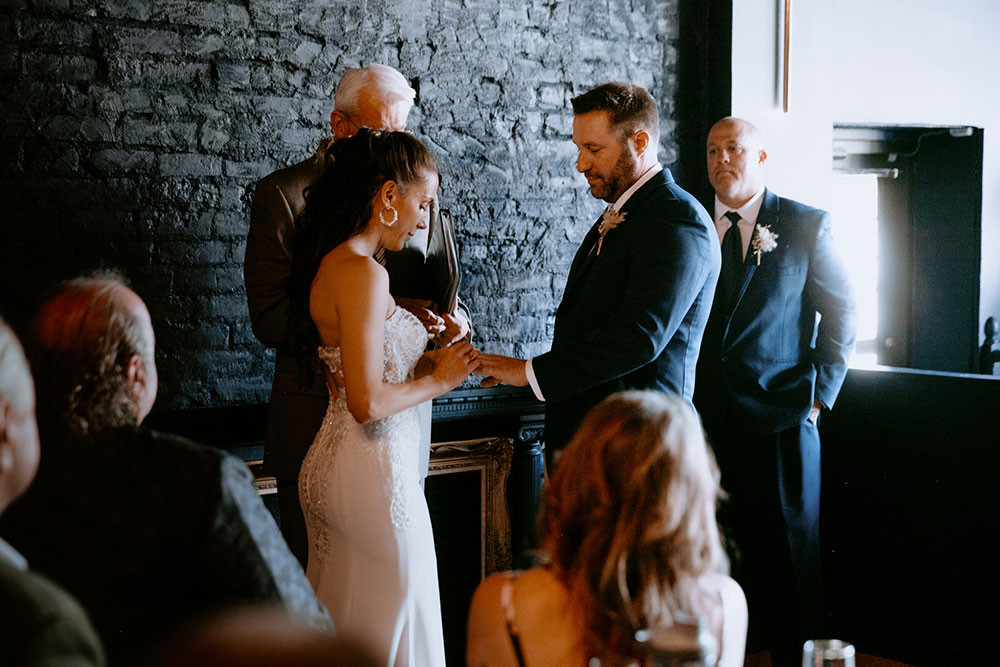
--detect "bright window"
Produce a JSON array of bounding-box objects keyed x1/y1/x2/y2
[{"x1": 830, "y1": 173, "x2": 879, "y2": 367}]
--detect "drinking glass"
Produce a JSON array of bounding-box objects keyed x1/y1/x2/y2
[{"x1": 802, "y1": 639, "x2": 856, "y2": 667}]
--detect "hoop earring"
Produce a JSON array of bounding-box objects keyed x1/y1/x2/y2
[{"x1": 379, "y1": 205, "x2": 398, "y2": 228}]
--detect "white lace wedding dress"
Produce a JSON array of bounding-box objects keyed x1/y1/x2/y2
[{"x1": 299, "y1": 306, "x2": 445, "y2": 666}]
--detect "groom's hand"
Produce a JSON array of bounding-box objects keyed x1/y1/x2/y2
[{"x1": 477, "y1": 354, "x2": 528, "y2": 388}]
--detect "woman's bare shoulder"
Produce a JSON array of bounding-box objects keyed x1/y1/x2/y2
[
  {"x1": 311, "y1": 251, "x2": 387, "y2": 307},
  {"x1": 315, "y1": 250, "x2": 385, "y2": 288},
  {"x1": 468, "y1": 569, "x2": 584, "y2": 667}
]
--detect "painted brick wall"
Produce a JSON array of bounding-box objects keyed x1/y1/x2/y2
[{"x1": 1, "y1": 0, "x2": 691, "y2": 410}]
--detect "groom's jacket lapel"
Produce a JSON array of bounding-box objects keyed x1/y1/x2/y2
[
  {"x1": 560, "y1": 170, "x2": 669, "y2": 306},
  {"x1": 561, "y1": 214, "x2": 603, "y2": 305}
]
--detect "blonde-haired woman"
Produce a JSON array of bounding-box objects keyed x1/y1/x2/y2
[{"x1": 467, "y1": 391, "x2": 747, "y2": 666}]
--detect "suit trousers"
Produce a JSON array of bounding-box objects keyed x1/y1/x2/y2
[{"x1": 712, "y1": 416, "x2": 824, "y2": 661}]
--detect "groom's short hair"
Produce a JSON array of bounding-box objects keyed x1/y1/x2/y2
[{"x1": 571, "y1": 82, "x2": 660, "y2": 145}]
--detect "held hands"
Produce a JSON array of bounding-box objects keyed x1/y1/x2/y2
[
  {"x1": 476, "y1": 354, "x2": 528, "y2": 389},
  {"x1": 436, "y1": 310, "x2": 471, "y2": 347},
  {"x1": 395, "y1": 297, "x2": 471, "y2": 346},
  {"x1": 426, "y1": 342, "x2": 480, "y2": 391},
  {"x1": 396, "y1": 299, "x2": 470, "y2": 347},
  {"x1": 395, "y1": 298, "x2": 446, "y2": 338}
]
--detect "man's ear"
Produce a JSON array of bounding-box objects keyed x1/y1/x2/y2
[
  {"x1": 126, "y1": 355, "x2": 148, "y2": 405},
  {"x1": 330, "y1": 110, "x2": 349, "y2": 138},
  {"x1": 632, "y1": 129, "x2": 650, "y2": 157}
]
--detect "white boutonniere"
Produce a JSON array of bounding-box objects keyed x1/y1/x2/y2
[
  {"x1": 751, "y1": 224, "x2": 779, "y2": 265},
  {"x1": 594, "y1": 206, "x2": 626, "y2": 255}
]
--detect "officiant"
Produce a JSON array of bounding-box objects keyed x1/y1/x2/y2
[{"x1": 478, "y1": 82, "x2": 720, "y2": 466}]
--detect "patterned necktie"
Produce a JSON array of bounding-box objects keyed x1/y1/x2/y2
[{"x1": 719, "y1": 211, "x2": 744, "y2": 311}]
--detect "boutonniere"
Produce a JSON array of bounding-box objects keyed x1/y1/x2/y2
[
  {"x1": 594, "y1": 206, "x2": 626, "y2": 255},
  {"x1": 751, "y1": 224, "x2": 779, "y2": 265}
]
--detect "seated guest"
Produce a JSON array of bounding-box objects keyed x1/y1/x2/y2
[
  {"x1": 142, "y1": 605, "x2": 377, "y2": 667},
  {"x1": 467, "y1": 391, "x2": 747, "y2": 666},
  {"x1": 0, "y1": 275, "x2": 329, "y2": 664},
  {"x1": 0, "y1": 319, "x2": 106, "y2": 666}
]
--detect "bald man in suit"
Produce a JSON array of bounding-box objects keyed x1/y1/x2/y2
[{"x1": 694, "y1": 117, "x2": 856, "y2": 663}]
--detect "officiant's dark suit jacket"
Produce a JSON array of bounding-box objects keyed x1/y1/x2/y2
[
  {"x1": 532, "y1": 169, "x2": 720, "y2": 452},
  {"x1": 693, "y1": 188, "x2": 855, "y2": 648}
]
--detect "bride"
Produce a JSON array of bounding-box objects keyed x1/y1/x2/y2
[{"x1": 287, "y1": 128, "x2": 479, "y2": 665}]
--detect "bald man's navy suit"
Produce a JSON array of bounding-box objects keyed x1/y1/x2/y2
[{"x1": 694, "y1": 188, "x2": 856, "y2": 655}]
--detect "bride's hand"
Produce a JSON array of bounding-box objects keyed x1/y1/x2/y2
[{"x1": 427, "y1": 342, "x2": 480, "y2": 390}]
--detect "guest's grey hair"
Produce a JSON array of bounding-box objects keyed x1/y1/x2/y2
[
  {"x1": 0, "y1": 319, "x2": 32, "y2": 414},
  {"x1": 27, "y1": 272, "x2": 152, "y2": 439},
  {"x1": 334, "y1": 63, "x2": 416, "y2": 117}
]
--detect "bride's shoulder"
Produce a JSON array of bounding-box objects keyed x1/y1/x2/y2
[{"x1": 314, "y1": 251, "x2": 387, "y2": 292}]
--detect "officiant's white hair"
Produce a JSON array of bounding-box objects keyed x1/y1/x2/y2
[{"x1": 335, "y1": 64, "x2": 416, "y2": 117}]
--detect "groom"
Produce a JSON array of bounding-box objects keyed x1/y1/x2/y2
[{"x1": 480, "y1": 82, "x2": 720, "y2": 461}]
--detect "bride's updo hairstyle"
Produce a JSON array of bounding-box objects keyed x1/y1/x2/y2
[
  {"x1": 288, "y1": 128, "x2": 438, "y2": 385},
  {"x1": 538, "y1": 390, "x2": 727, "y2": 660}
]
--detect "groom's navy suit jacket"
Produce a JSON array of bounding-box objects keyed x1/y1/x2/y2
[
  {"x1": 695, "y1": 188, "x2": 857, "y2": 436},
  {"x1": 533, "y1": 169, "x2": 721, "y2": 452}
]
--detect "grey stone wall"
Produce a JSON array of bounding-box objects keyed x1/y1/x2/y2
[{"x1": 1, "y1": 0, "x2": 692, "y2": 410}]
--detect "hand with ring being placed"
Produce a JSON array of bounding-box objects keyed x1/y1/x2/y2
[{"x1": 426, "y1": 342, "x2": 480, "y2": 391}]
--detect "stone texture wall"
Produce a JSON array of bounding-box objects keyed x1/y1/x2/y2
[{"x1": 1, "y1": 0, "x2": 695, "y2": 410}]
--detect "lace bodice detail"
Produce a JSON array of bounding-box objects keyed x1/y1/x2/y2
[
  {"x1": 316, "y1": 306, "x2": 428, "y2": 387},
  {"x1": 300, "y1": 307, "x2": 428, "y2": 567}
]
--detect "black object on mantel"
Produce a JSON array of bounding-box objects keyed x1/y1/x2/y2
[{"x1": 980, "y1": 316, "x2": 1000, "y2": 374}]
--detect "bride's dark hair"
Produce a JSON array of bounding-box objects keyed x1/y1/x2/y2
[{"x1": 287, "y1": 128, "x2": 438, "y2": 386}]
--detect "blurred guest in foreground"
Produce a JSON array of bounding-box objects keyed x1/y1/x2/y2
[
  {"x1": 466, "y1": 390, "x2": 746, "y2": 666},
  {"x1": 0, "y1": 319, "x2": 106, "y2": 666},
  {"x1": 143, "y1": 605, "x2": 377, "y2": 667},
  {"x1": 0, "y1": 274, "x2": 329, "y2": 664}
]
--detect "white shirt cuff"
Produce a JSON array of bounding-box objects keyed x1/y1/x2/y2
[{"x1": 525, "y1": 359, "x2": 545, "y2": 402}]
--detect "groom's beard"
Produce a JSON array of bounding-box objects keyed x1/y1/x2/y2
[{"x1": 585, "y1": 148, "x2": 639, "y2": 203}]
